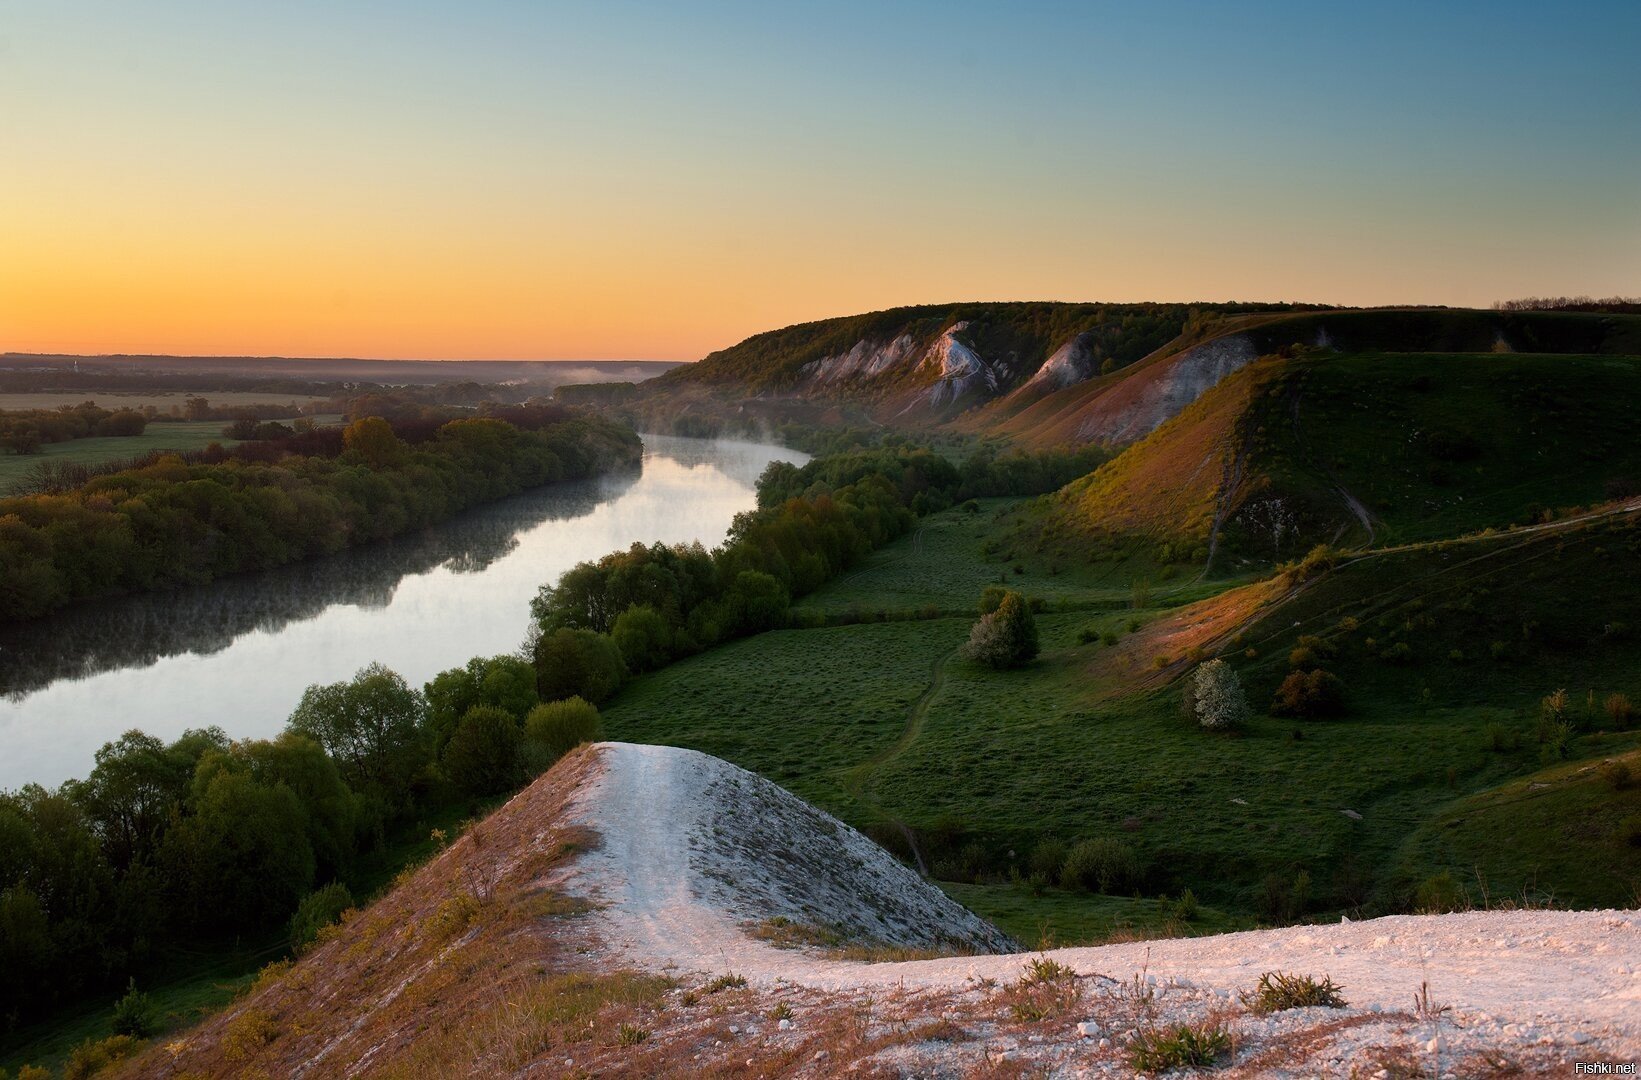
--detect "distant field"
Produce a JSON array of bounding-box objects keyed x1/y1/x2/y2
[
  {"x1": 1, "y1": 422, "x2": 244, "y2": 493},
  {"x1": 0, "y1": 390, "x2": 326, "y2": 411}
]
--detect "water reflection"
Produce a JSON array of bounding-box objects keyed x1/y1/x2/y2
[
  {"x1": 0, "y1": 473, "x2": 634, "y2": 700},
  {"x1": 0, "y1": 435, "x2": 803, "y2": 788}
]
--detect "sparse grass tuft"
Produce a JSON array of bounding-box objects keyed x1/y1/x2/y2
[
  {"x1": 999, "y1": 956, "x2": 1082, "y2": 1022},
  {"x1": 703, "y1": 974, "x2": 747, "y2": 994},
  {"x1": 1240, "y1": 971, "x2": 1347, "y2": 1014},
  {"x1": 1129, "y1": 1021, "x2": 1232, "y2": 1072}
]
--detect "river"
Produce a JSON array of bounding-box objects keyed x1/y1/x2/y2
[{"x1": 0, "y1": 435, "x2": 805, "y2": 789}]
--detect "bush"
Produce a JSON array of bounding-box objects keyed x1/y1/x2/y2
[
  {"x1": 1271, "y1": 669, "x2": 1346, "y2": 718},
  {"x1": 1190, "y1": 660, "x2": 1250, "y2": 731},
  {"x1": 960, "y1": 591, "x2": 1039, "y2": 669},
  {"x1": 1413, "y1": 871, "x2": 1466, "y2": 913},
  {"x1": 288, "y1": 882, "x2": 355, "y2": 953},
  {"x1": 1027, "y1": 838, "x2": 1067, "y2": 881},
  {"x1": 1601, "y1": 760, "x2": 1633, "y2": 791},
  {"x1": 1606, "y1": 693, "x2": 1634, "y2": 730},
  {"x1": 1060, "y1": 838, "x2": 1138, "y2": 894},
  {"x1": 610, "y1": 604, "x2": 674, "y2": 672},
  {"x1": 533, "y1": 628, "x2": 627, "y2": 704},
  {"x1": 110, "y1": 979, "x2": 160, "y2": 1038},
  {"x1": 524, "y1": 697, "x2": 602, "y2": 769},
  {"x1": 1240, "y1": 971, "x2": 1346, "y2": 1014},
  {"x1": 64, "y1": 1035, "x2": 143, "y2": 1080},
  {"x1": 441, "y1": 705, "x2": 524, "y2": 796}
]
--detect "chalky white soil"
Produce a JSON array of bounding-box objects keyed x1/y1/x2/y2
[{"x1": 557, "y1": 742, "x2": 1640, "y2": 1075}]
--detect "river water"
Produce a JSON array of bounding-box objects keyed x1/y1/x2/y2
[{"x1": 0, "y1": 435, "x2": 804, "y2": 789}]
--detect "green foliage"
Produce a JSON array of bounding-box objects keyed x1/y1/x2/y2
[
  {"x1": 441, "y1": 706, "x2": 524, "y2": 797},
  {"x1": 0, "y1": 412, "x2": 640, "y2": 619},
  {"x1": 110, "y1": 978, "x2": 160, "y2": 1038},
  {"x1": 960, "y1": 591, "x2": 1039, "y2": 669},
  {"x1": 288, "y1": 881, "x2": 354, "y2": 953},
  {"x1": 1413, "y1": 871, "x2": 1466, "y2": 913},
  {"x1": 424, "y1": 655, "x2": 538, "y2": 753},
  {"x1": 287, "y1": 662, "x2": 429, "y2": 796},
  {"x1": 610, "y1": 604, "x2": 674, "y2": 672},
  {"x1": 523, "y1": 698, "x2": 602, "y2": 770},
  {"x1": 1060, "y1": 838, "x2": 1139, "y2": 894},
  {"x1": 1240, "y1": 971, "x2": 1346, "y2": 1014},
  {"x1": 533, "y1": 628, "x2": 627, "y2": 704}
]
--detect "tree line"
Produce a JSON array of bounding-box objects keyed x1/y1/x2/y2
[
  {"x1": 0, "y1": 411, "x2": 641, "y2": 621},
  {"x1": 0, "y1": 402, "x2": 149, "y2": 456}
]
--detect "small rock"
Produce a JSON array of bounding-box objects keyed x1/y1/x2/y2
[
  {"x1": 1570, "y1": 1032, "x2": 1593, "y2": 1045},
  {"x1": 778, "y1": 1018, "x2": 792, "y2": 1031},
  {"x1": 1341, "y1": 809, "x2": 1363, "y2": 820},
  {"x1": 815, "y1": 1050, "x2": 830, "y2": 1060},
  {"x1": 1077, "y1": 1021, "x2": 1102, "y2": 1037},
  {"x1": 729, "y1": 1025, "x2": 740, "y2": 1034},
  {"x1": 1098, "y1": 1038, "x2": 1109, "y2": 1049},
  {"x1": 1425, "y1": 1037, "x2": 1440, "y2": 1053}
]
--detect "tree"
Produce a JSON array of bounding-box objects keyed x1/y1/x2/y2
[
  {"x1": 610, "y1": 604, "x2": 673, "y2": 672},
  {"x1": 523, "y1": 697, "x2": 602, "y2": 770},
  {"x1": 1192, "y1": 660, "x2": 1250, "y2": 730},
  {"x1": 960, "y1": 590, "x2": 1039, "y2": 669},
  {"x1": 341, "y1": 416, "x2": 404, "y2": 467},
  {"x1": 441, "y1": 706, "x2": 523, "y2": 797},
  {"x1": 286, "y1": 663, "x2": 429, "y2": 796},
  {"x1": 532, "y1": 629, "x2": 627, "y2": 704},
  {"x1": 424, "y1": 655, "x2": 539, "y2": 752},
  {"x1": 161, "y1": 764, "x2": 315, "y2": 930}
]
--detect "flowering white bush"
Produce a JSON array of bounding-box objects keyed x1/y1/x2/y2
[{"x1": 1192, "y1": 659, "x2": 1249, "y2": 731}]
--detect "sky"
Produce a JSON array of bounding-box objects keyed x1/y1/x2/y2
[{"x1": 2, "y1": 1, "x2": 1638, "y2": 361}]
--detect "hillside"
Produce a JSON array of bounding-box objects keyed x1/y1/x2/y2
[
  {"x1": 120, "y1": 742, "x2": 1637, "y2": 1078},
  {"x1": 1029, "y1": 343, "x2": 1641, "y2": 572},
  {"x1": 643, "y1": 301, "x2": 1326, "y2": 425}
]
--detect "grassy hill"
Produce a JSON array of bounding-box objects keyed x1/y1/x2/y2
[{"x1": 1028, "y1": 345, "x2": 1641, "y2": 573}]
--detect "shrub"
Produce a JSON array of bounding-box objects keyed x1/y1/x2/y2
[
  {"x1": 1280, "y1": 543, "x2": 1342, "y2": 585},
  {"x1": 1169, "y1": 888, "x2": 1199, "y2": 922},
  {"x1": 960, "y1": 591, "x2": 1039, "y2": 669},
  {"x1": 441, "y1": 705, "x2": 524, "y2": 796},
  {"x1": 1190, "y1": 660, "x2": 1250, "y2": 731},
  {"x1": 1606, "y1": 693, "x2": 1635, "y2": 730},
  {"x1": 1600, "y1": 760, "x2": 1633, "y2": 790},
  {"x1": 288, "y1": 882, "x2": 355, "y2": 953},
  {"x1": 1271, "y1": 669, "x2": 1346, "y2": 718},
  {"x1": 1027, "y1": 838, "x2": 1067, "y2": 881},
  {"x1": 523, "y1": 697, "x2": 602, "y2": 769},
  {"x1": 1129, "y1": 1022, "x2": 1231, "y2": 1071},
  {"x1": 1622, "y1": 814, "x2": 1641, "y2": 848},
  {"x1": 1001, "y1": 957, "x2": 1081, "y2": 1022},
  {"x1": 1240, "y1": 971, "x2": 1346, "y2": 1014},
  {"x1": 1060, "y1": 838, "x2": 1138, "y2": 894},
  {"x1": 109, "y1": 979, "x2": 160, "y2": 1038},
  {"x1": 611, "y1": 604, "x2": 674, "y2": 673},
  {"x1": 532, "y1": 627, "x2": 627, "y2": 704},
  {"x1": 1413, "y1": 871, "x2": 1466, "y2": 913},
  {"x1": 64, "y1": 1035, "x2": 143, "y2": 1080}
]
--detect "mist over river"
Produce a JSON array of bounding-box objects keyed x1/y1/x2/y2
[{"x1": 0, "y1": 435, "x2": 805, "y2": 789}]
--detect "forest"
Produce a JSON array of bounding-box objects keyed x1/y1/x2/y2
[{"x1": 0, "y1": 409, "x2": 640, "y2": 621}]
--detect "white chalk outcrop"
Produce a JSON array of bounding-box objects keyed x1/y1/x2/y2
[
  {"x1": 558, "y1": 743, "x2": 1014, "y2": 977},
  {"x1": 1076, "y1": 333, "x2": 1258, "y2": 443}
]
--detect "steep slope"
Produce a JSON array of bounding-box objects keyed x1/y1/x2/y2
[
  {"x1": 1032, "y1": 346, "x2": 1641, "y2": 570},
  {"x1": 648, "y1": 301, "x2": 1321, "y2": 424},
  {"x1": 987, "y1": 307, "x2": 1641, "y2": 449},
  {"x1": 130, "y1": 741, "x2": 1639, "y2": 1078}
]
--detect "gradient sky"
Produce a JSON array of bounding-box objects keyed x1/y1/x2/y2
[{"x1": 3, "y1": 1, "x2": 1638, "y2": 361}]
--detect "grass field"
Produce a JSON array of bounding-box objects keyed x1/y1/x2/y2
[
  {"x1": 0, "y1": 416, "x2": 345, "y2": 494},
  {"x1": 601, "y1": 495, "x2": 1641, "y2": 935}
]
